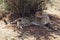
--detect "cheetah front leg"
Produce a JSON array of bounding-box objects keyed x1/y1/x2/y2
[{"x1": 16, "y1": 21, "x2": 23, "y2": 29}]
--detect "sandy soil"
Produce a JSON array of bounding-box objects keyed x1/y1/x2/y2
[
  {"x1": 0, "y1": 14, "x2": 60, "y2": 40},
  {"x1": 0, "y1": 0, "x2": 60, "y2": 40}
]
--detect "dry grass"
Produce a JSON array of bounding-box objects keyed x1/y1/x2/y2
[
  {"x1": 0, "y1": 20, "x2": 20, "y2": 40},
  {"x1": 0, "y1": 0, "x2": 60, "y2": 40},
  {"x1": 0, "y1": 14, "x2": 60, "y2": 40}
]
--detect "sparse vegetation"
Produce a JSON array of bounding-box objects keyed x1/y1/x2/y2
[{"x1": 0, "y1": 0, "x2": 60, "y2": 40}]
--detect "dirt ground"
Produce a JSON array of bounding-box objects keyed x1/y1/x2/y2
[
  {"x1": 0, "y1": 14, "x2": 60, "y2": 40},
  {"x1": 0, "y1": 0, "x2": 60, "y2": 40}
]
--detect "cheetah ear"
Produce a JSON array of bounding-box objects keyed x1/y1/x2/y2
[{"x1": 35, "y1": 11, "x2": 42, "y2": 18}]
